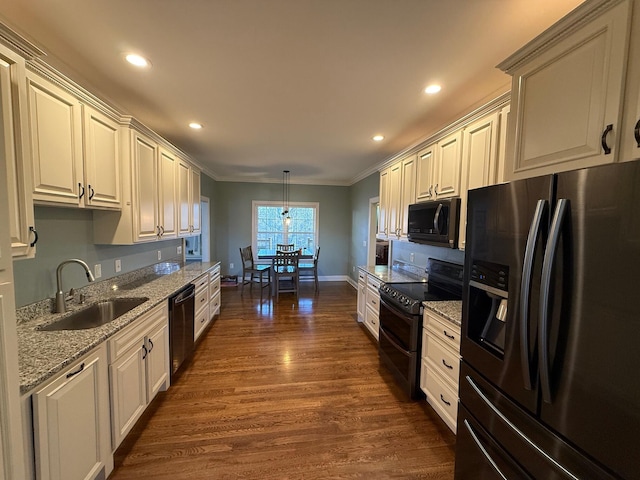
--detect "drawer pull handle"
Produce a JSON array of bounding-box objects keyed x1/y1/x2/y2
[
  {"x1": 601, "y1": 123, "x2": 613, "y2": 154},
  {"x1": 66, "y1": 362, "x2": 85, "y2": 379},
  {"x1": 635, "y1": 118, "x2": 640, "y2": 147},
  {"x1": 442, "y1": 358, "x2": 453, "y2": 370},
  {"x1": 443, "y1": 330, "x2": 455, "y2": 340},
  {"x1": 440, "y1": 394, "x2": 451, "y2": 406}
]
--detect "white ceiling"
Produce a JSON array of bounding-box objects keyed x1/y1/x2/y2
[{"x1": 0, "y1": 0, "x2": 584, "y2": 185}]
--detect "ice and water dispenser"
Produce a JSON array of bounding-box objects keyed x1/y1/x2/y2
[{"x1": 467, "y1": 260, "x2": 509, "y2": 357}]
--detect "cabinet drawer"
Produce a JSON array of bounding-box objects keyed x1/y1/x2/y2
[
  {"x1": 195, "y1": 286, "x2": 209, "y2": 315},
  {"x1": 364, "y1": 305, "x2": 379, "y2": 340},
  {"x1": 424, "y1": 362, "x2": 458, "y2": 433},
  {"x1": 358, "y1": 270, "x2": 366, "y2": 282},
  {"x1": 209, "y1": 276, "x2": 220, "y2": 300},
  {"x1": 194, "y1": 305, "x2": 210, "y2": 341},
  {"x1": 108, "y1": 302, "x2": 166, "y2": 362},
  {"x1": 367, "y1": 275, "x2": 381, "y2": 291},
  {"x1": 366, "y1": 287, "x2": 380, "y2": 313},
  {"x1": 425, "y1": 310, "x2": 461, "y2": 351},
  {"x1": 210, "y1": 292, "x2": 221, "y2": 317},
  {"x1": 194, "y1": 273, "x2": 209, "y2": 293},
  {"x1": 426, "y1": 334, "x2": 460, "y2": 389}
]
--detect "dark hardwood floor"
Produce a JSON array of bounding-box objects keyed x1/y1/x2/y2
[{"x1": 109, "y1": 281, "x2": 456, "y2": 479}]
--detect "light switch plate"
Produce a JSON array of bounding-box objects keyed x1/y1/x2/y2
[
  {"x1": 157, "y1": 250, "x2": 162, "y2": 260},
  {"x1": 115, "y1": 259, "x2": 121, "y2": 273},
  {"x1": 94, "y1": 264, "x2": 102, "y2": 279},
  {"x1": 177, "y1": 245, "x2": 182, "y2": 255}
]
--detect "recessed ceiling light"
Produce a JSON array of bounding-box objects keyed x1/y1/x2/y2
[
  {"x1": 373, "y1": 135, "x2": 384, "y2": 142},
  {"x1": 125, "y1": 53, "x2": 151, "y2": 68},
  {"x1": 189, "y1": 122, "x2": 203, "y2": 130},
  {"x1": 424, "y1": 84, "x2": 442, "y2": 95}
]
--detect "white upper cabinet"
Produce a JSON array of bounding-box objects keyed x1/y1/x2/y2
[
  {"x1": 620, "y1": 0, "x2": 640, "y2": 162},
  {"x1": 132, "y1": 130, "x2": 159, "y2": 242},
  {"x1": 83, "y1": 105, "x2": 121, "y2": 209},
  {"x1": 377, "y1": 168, "x2": 390, "y2": 237},
  {"x1": 26, "y1": 70, "x2": 83, "y2": 206},
  {"x1": 378, "y1": 155, "x2": 415, "y2": 240},
  {"x1": 458, "y1": 112, "x2": 501, "y2": 250},
  {"x1": 398, "y1": 155, "x2": 416, "y2": 237},
  {"x1": 158, "y1": 148, "x2": 178, "y2": 239},
  {"x1": 434, "y1": 130, "x2": 462, "y2": 199},
  {"x1": 499, "y1": 0, "x2": 632, "y2": 179},
  {"x1": 416, "y1": 144, "x2": 436, "y2": 202},
  {"x1": 0, "y1": 44, "x2": 36, "y2": 259},
  {"x1": 190, "y1": 166, "x2": 201, "y2": 234},
  {"x1": 177, "y1": 158, "x2": 201, "y2": 237},
  {"x1": 26, "y1": 70, "x2": 122, "y2": 209}
]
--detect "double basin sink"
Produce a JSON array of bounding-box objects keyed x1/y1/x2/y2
[{"x1": 39, "y1": 297, "x2": 149, "y2": 331}]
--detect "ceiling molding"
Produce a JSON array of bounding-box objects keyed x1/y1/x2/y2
[
  {"x1": 0, "y1": 21, "x2": 45, "y2": 60},
  {"x1": 214, "y1": 175, "x2": 351, "y2": 187},
  {"x1": 497, "y1": 0, "x2": 627, "y2": 73}
]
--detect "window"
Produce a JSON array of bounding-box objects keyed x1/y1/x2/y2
[{"x1": 252, "y1": 201, "x2": 318, "y2": 257}]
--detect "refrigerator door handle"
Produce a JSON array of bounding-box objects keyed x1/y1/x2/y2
[
  {"x1": 520, "y1": 199, "x2": 547, "y2": 390},
  {"x1": 433, "y1": 203, "x2": 443, "y2": 234},
  {"x1": 539, "y1": 198, "x2": 568, "y2": 404},
  {"x1": 463, "y1": 419, "x2": 509, "y2": 480}
]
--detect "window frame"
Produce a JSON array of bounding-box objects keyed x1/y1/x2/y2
[{"x1": 252, "y1": 200, "x2": 319, "y2": 262}]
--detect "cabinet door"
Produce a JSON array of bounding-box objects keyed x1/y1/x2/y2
[
  {"x1": 505, "y1": 0, "x2": 630, "y2": 179},
  {"x1": 377, "y1": 168, "x2": 389, "y2": 237},
  {"x1": 620, "y1": 0, "x2": 640, "y2": 162},
  {"x1": 399, "y1": 155, "x2": 416, "y2": 237},
  {"x1": 27, "y1": 72, "x2": 83, "y2": 206},
  {"x1": 158, "y1": 149, "x2": 178, "y2": 238},
  {"x1": 387, "y1": 162, "x2": 402, "y2": 238},
  {"x1": 416, "y1": 144, "x2": 436, "y2": 202},
  {"x1": 132, "y1": 131, "x2": 159, "y2": 242},
  {"x1": 177, "y1": 158, "x2": 191, "y2": 236},
  {"x1": 83, "y1": 106, "x2": 121, "y2": 209},
  {"x1": 33, "y1": 347, "x2": 110, "y2": 480},
  {"x1": 146, "y1": 320, "x2": 170, "y2": 403},
  {"x1": 190, "y1": 166, "x2": 201, "y2": 234},
  {"x1": 356, "y1": 273, "x2": 366, "y2": 321},
  {"x1": 434, "y1": 130, "x2": 462, "y2": 199},
  {"x1": 109, "y1": 342, "x2": 147, "y2": 449},
  {"x1": 459, "y1": 112, "x2": 500, "y2": 250},
  {"x1": 0, "y1": 47, "x2": 35, "y2": 258}
]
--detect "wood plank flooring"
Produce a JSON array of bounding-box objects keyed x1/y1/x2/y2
[{"x1": 109, "y1": 282, "x2": 456, "y2": 479}]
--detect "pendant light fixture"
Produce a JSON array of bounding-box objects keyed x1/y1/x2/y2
[{"x1": 282, "y1": 170, "x2": 291, "y2": 226}]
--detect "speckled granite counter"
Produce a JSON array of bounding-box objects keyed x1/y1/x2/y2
[
  {"x1": 423, "y1": 300, "x2": 462, "y2": 327},
  {"x1": 16, "y1": 260, "x2": 220, "y2": 395},
  {"x1": 357, "y1": 265, "x2": 423, "y2": 283}
]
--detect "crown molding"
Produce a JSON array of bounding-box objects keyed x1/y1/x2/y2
[
  {"x1": 0, "y1": 22, "x2": 45, "y2": 60},
  {"x1": 213, "y1": 175, "x2": 350, "y2": 186},
  {"x1": 497, "y1": 0, "x2": 628, "y2": 74}
]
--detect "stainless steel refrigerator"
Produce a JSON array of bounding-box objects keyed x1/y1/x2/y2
[{"x1": 456, "y1": 160, "x2": 640, "y2": 479}]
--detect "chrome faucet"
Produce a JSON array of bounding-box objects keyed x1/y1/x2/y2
[{"x1": 55, "y1": 259, "x2": 95, "y2": 313}]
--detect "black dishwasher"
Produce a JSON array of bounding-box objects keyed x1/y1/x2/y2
[{"x1": 169, "y1": 283, "x2": 195, "y2": 380}]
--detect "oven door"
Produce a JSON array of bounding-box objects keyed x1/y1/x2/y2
[{"x1": 378, "y1": 297, "x2": 422, "y2": 399}]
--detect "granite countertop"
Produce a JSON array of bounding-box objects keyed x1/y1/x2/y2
[
  {"x1": 358, "y1": 265, "x2": 423, "y2": 283},
  {"x1": 16, "y1": 260, "x2": 220, "y2": 395},
  {"x1": 423, "y1": 300, "x2": 462, "y2": 327}
]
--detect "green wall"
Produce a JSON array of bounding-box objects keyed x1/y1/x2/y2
[
  {"x1": 349, "y1": 173, "x2": 379, "y2": 282},
  {"x1": 13, "y1": 207, "x2": 182, "y2": 307},
  {"x1": 213, "y1": 181, "x2": 350, "y2": 278},
  {"x1": 200, "y1": 172, "x2": 218, "y2": 260}
]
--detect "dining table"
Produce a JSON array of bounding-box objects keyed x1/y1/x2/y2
[{"x1": 256, "y1": 249, "x2": 313, "y2": 260}]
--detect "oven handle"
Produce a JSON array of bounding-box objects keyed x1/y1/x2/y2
[
  {"x1": 379, "y1": 296, "x2": 418, "y2": 324},
  {"x1": 379, "y1": 325, "x2": 412, "y2": 356}
]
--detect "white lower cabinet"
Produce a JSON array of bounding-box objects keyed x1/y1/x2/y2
[
  {"x1": 209, "y1": 265, "x2": 221, "y2": 319},
  {"x1": 193, "y1": 273, "x2": 210, "y2": 341},
  {"x1": 356, "y1": 270, "x2": 366, "y2": 321},
  {"x1": 364, "y1": 275, "x2": 381, "y2": 340},
  {"x1": 32, "y1": 344, "x2": 112, "y2": 480},
  {"x1": 420, "y1": 309, "x2": 461, "y2": 433},
  {"x1": 108, "y1": 302, "x2": 169, "y2": 449}
]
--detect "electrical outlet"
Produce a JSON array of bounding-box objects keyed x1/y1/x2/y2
[
  {"x1": 410, "y1": 252, "x2": 415, "y2": 263},
  {"x1": 229, "y1": 263, "x2": 234, "y2": 270},
  {"x1": 115, "y1": 259, "x2": 121, "y2": 273},
  {"x1": 177, "y1": 245, "x2": 182, "y2": 255},
  {"x1": 94, "y1": 264, "x2": 102, "y2": 279},
  {"x1": 362, "y1": 240, "x2": 367, "y2": 247},
  {"x1": 157, "y1": 250, "x2": 162, "y2": 260}
]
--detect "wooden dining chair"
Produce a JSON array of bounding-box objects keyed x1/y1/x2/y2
[
  {"x1": 239, "y1": 246, "x2": 271, "y2": 296},
  {"x1": 271, "y1": 250, "x2": 300, "y2": 299},
  {"x1": 299, "y1": 246, "x2": 320, "y2": 291},
  {"x1": 276, "y1": 244, "x2": 296, "y2": 252}
]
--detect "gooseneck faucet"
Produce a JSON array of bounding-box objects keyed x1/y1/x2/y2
[{"x1": 55, "y1": 259, "x2": 95, "y2": 313}]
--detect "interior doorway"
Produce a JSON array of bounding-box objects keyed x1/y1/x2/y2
[{"x1": 367, "y1": 197, "x2": 379, "y2": 266}]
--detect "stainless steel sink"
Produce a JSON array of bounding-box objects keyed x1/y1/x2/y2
[{"x1": 39, "y1": 297, "x2": 149, "y2": 331}]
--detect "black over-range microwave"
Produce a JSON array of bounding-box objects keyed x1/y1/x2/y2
[{"x1": 407, "y1": 198, "x2": 460, "y2": 248}]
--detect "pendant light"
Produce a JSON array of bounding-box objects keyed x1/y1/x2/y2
[{"x1": 282, "y1": 170, "x2": 291, "y2": 225}]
